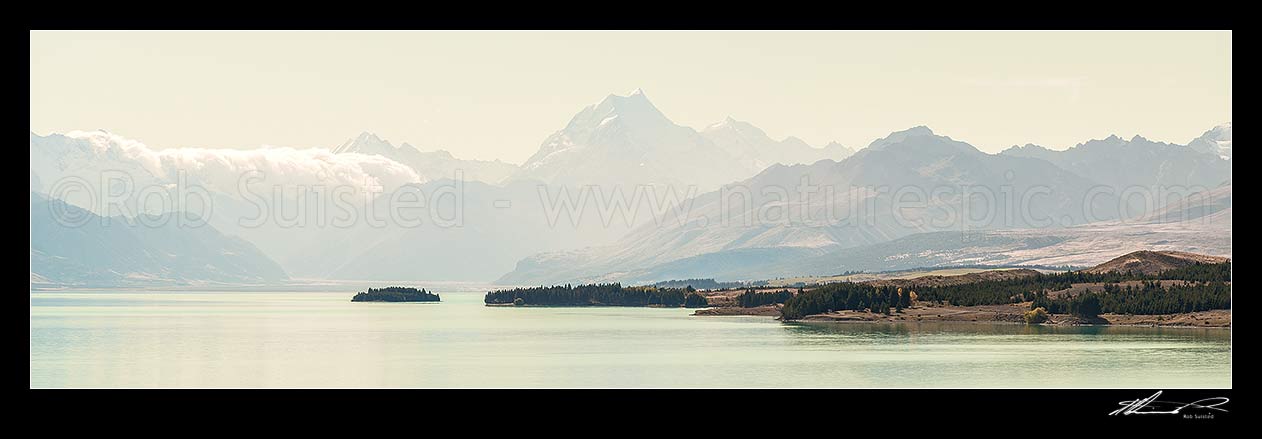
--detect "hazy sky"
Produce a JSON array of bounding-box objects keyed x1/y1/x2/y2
[{"x1": 30, "y1": 31, "x2": 1231, "y2": 164}]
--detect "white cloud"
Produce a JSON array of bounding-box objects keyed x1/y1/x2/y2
[{"x1": 32, "y1": 130, "x2": 424, "y2": 199}]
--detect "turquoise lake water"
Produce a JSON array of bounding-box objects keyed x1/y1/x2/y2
[{"x1": 29, "y1": 287, "x2": 1231, "y2": 388}]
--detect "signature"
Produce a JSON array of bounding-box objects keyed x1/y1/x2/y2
[{"x1": 1109, "y1": 391, "x2": 1229, "y2": 416}]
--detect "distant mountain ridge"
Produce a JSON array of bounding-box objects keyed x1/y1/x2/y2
[
  {"x1": 332, "y1": 131, "x2": 518, "y2": 184},
  {"x1": 500, "y1": 126, "x2": 1122, "y2": 282},
  {"x1": 28, "y1": 130, "x2": 424, "y2": 270},
  {"x1": 700, "y1": 116, "x2": 855, "y2": 172},
  {"x1": 30, "y1": 192, "x2": 288, "y2": 287},
  {"x1": 499, "y1": 125, "x2": 1231, "y2": 285},
  {"x1": 1001, "y1": 132, "x2": 1230, "y2": 198}
]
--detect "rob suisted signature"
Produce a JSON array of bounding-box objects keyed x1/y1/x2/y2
[{"x1": 1109, "y1": 391, "x2": 1229, "y2": 416}]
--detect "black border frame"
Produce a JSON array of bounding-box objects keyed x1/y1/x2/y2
[{"x1": 27, "y1": 11, "x2": 1232, "y2": 429}]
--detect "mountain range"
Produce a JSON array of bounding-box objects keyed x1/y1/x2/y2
[
  {"x1": 499, "y1": 126, "x2": 1232, "y2": 285},
  {"x1": 1001, "y1": 132, "x2": 1230, "y2": 218},
  {"x1": 29, "y1": 90, "x2": 1231, "y2": 286}
]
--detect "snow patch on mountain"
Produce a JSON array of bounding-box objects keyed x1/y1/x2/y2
[
  {"x1": 1187, "y1": 122, "x2": 1232, "y2": 160},
  {"x1": 332, "y1": 131, "x2": 519, "y2": 184}
]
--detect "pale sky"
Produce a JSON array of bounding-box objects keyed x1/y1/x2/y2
[{"x1": 30, "y1": 31, "x2": 1231, "y2": 164}]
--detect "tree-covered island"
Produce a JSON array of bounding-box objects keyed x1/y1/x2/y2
[{"x1": 352, "y1": 286, "x2": 441, "y2": 302}]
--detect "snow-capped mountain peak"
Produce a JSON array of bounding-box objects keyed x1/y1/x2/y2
[
  {"x1": 514, "y1": 91, "x2": 858, "y2": 189},
  {"x1": 590, "y1": 89, "x2": 668, "y2": 126},
  {"x1": 1188, "y1": 122, "x2": 1232, "y2": 160},
  {"x1": 334, "y1": 131, "x2": 402, "y2": 155}
]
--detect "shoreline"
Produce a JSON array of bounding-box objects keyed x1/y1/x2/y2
[
  {"x1": 790, "y1": 315, "x2": 1233, "y2": 329},
  {"x1": 691, "y1": 303, "x2": 1231, "y2": 328}
]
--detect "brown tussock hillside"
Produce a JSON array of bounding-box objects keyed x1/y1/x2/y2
[{"x1": 1083, "y1": 250, "x2": 1229, "y2": 275}]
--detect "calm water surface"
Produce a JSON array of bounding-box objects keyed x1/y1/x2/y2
[{"x1": 29, "y1": 287, "x2": 1231, "y2": 388}]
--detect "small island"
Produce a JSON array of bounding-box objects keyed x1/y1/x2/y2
[
  {"x1": 352, "y1": 286, "x2": 441, "y2": 302},
  {"x1": 485, "y1": 283, "x2": 708, "y2": 308}
]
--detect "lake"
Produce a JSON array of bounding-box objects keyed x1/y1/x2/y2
[{"x1": 29, "y1": 286, "x2": 1232, "y2": 388}]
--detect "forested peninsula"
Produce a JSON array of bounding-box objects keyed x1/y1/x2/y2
[
  {"x1": 485, "y1": 283, "x2": 708, "y2": 308},
  {"x1": 693, "y1": 251, "x2": 1232, "y2": 327}
]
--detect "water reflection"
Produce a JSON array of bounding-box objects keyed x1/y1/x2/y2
[
  {"x1": 785, "y1": 321, "x2": 1231, "y2": 339},
  {"x1": 31, "y1": 291, "x2": 1232, "y2": 388}
]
